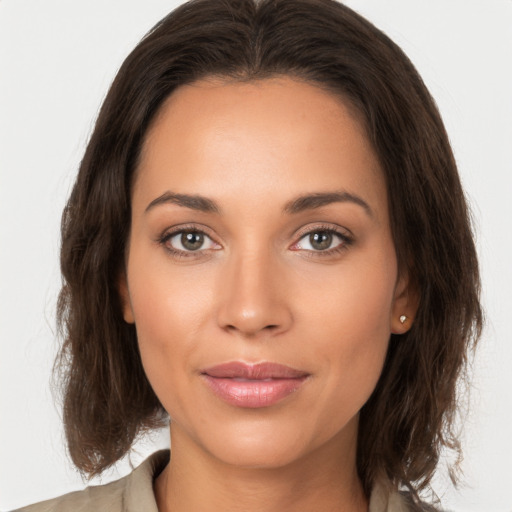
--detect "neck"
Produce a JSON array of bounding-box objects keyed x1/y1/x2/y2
[{"x1": 154, "y1": 424, "x2": 368, "y2": 512}]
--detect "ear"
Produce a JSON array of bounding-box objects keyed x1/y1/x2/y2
[
  {"x1": 118, "y1": 270, "x2": 135, "y2": 324},
  {"x1": 390, "y1": 271, "x2": 419, "y2": 335}
]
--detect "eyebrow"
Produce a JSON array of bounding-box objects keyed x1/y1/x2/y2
[
  {"x1": 145, "y1": 190, "x2": 372, "y2": 217},
  {"x1": 283, "y1": 191, "x2": 373, "y2": 217},
  {"x1": 145, "y1": 191, "x2": 220, "y2": 214}
]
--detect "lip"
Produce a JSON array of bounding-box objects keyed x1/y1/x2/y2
[{"x1": 201, "y1": 362, "x2": 309, "y2": 408}]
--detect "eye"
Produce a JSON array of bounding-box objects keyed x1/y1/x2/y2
[
  {"x1": 163, "y1": 229, "x2": 219, "y2": 253},
  {"x1": 292, "y1": 228, "x2": 351, "y2": 252}
]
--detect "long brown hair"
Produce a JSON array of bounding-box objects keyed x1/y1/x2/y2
[{"x1": 56, "y1": 0, "x2": 482, "y2": 502}]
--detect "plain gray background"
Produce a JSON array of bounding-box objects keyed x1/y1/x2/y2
[{"x1": 1, "y1": 1, "x2": 511, "y2": 510}]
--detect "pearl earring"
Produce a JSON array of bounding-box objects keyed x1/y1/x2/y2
[{"x1": 399, "y1": 315, "x2": 407, "y2": 324}]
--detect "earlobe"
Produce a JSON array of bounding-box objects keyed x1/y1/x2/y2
[
  {"x1": 390, "y1": 273, "x2": 419, "y2": 335},
  {"x1": 391, "y1": 313, "x2": 410, "y2": 334},
  {"x1": 118, "y1": 272, "x2": 135, "y2": 324}
]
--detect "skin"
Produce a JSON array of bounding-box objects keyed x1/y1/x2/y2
[{"x1": 120, "y1": 77, "x2": 416, "y2": 512}]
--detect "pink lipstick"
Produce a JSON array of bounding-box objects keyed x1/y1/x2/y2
[{"x1": 201, "y1": 362, "x2": 309, "y2": 408}]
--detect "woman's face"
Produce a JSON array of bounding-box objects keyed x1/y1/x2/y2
[{"x1": 122, "y1": 77, "x2": 413, "y2": 469}]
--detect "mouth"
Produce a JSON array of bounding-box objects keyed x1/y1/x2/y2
[{"x1": 201, "y1": 361, "x2": 310, "y2": 408}]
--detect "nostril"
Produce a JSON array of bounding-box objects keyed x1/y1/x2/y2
[
  {"x1": 224, "y1": 323, "x2": 280, "y2": 335},
  {"x1": 216, "y1": 292, "x2": 293, "y2": 336}
]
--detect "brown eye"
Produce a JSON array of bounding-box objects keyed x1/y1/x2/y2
[
  {"x1": 165, "y1": 230, "x2": 219, "y2": 253},
  {"x1": 292, "y1": 228, "x2": 351, "y2": 254},
  {"x1": 181, "y1": 231, "x2": 204, "y2": 251},
  {"x1": 309, "y1": 231, "x2": 333, "y2": 250}
]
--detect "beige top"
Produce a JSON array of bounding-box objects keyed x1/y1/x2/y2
[{"x1": 14, "y1": 450, "x2": 411, "y2": 512}]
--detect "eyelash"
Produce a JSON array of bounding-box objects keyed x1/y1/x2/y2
[
  {"x1": 158, "y1": 224, "x2": 219, "y2": 259},
  {"x1": 157, "y1": 224, "x2": 354, "y2": 259},
  {"x1": 291, "y1": 224, "x2": 354, "y2": 258}
]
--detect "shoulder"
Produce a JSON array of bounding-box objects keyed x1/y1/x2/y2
[
  {"x1": 13, "y1": 450, "x2": 170, "y2": 512},
  {"x1": 12, "y1": 479, "x2": 125, "y2": 512}
]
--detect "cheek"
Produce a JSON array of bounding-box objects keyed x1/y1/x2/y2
[
  {"x1": 300, "y1": 249, "x2": 396, "y2": 344},
  {"x1": 296, "y1": 246, "x2": 396, "y2": 400},
  {"x1": 310, "y1": 288, "x2": 391, "y2": 389},
  {"x1": 128, "y1": 248, "x2": 215, "y2": 337},
  {"x1": 125, "y1": 254, "x2": 215, "y2": 401}
]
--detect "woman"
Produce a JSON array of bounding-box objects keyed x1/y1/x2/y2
[{"x1": 14, "y1": 0, "x2": 482, "y2": 510}]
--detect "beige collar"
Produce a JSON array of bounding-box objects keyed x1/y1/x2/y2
[{"x1": 369, "y1": 480, "x2": 410, "y2": 512}]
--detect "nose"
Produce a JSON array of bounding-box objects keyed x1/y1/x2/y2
[{"x1": 216, "y1": 248, "x2": 293, "y2": 338}]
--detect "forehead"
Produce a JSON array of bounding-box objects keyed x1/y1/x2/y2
[{"x1": 135, "y1": 76, "x2": 386, "y2": 219}]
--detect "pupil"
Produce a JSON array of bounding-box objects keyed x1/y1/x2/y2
[
  {"x1": 181, "y1": 232, "x2": 204, "y2": 251},
  {"x1": 310, "y1": 231, "x2": 332, "y2": 250}
]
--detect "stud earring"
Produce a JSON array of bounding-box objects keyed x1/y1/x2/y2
[{"x1": 399, "y1": 315, "x2": 407, "y2": 324}]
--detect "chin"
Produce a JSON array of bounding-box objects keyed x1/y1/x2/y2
[
  {"x1": 209, "y1": 436, "x2": 310, "y2": 470},
  {"x1": 190, "y1": 413, "x2": 355, "y2": 471}
]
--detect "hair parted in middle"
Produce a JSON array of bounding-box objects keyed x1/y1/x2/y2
[{"x1": 56, "y1": 0, "x2": 482, "y2": 501}]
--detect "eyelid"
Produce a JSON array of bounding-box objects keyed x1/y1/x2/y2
[
  {"x1": 158, "y1": 224, "x2": 222, "y2": 256},
  {"x1": 168, "y1": 231, "x2": 218, "y2": 251},
  {"x1": 159, "y1": 223, "x2": 216, "y2": 239},
  {"x1": 289, "y1": 223, "x2": 354, "y2": 252},
  {"x1": 292, "y1": 223, "x2": 353, "y2": 242}
]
